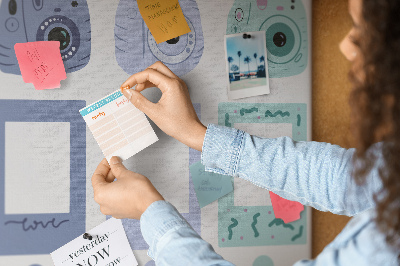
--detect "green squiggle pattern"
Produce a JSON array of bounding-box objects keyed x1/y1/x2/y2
[
  {"x1": 268, "y1": 218, "x2": 295, "y2": 230},
  {"x1": 225, "y1": 113, "x2": 232, "y2": 127},
  {"x1": 251, "y1": 213, "x2": 261, "y2": 237},
  {"x1": 240, "y1": 107, "x2": 258, "y2": 116},
  {"x1": 228, "y1": 218, "x2": 238, "y2": 240},
  {"x1": 265, "y1": 110, "x2": 290, "y2": 118},
  {"x1": 291, "y1": 225, "x2": 304, "y2": 241},
  {"x1": 218, "y1": 103, "x2": 307, "y2": 247}
]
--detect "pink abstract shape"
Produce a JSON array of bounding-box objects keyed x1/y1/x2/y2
[
  {"x1": 14, "y1": 41, "x2": 66, "y2": 90},
  {"x1": 236, "y1": 11, "x2": 242, "y2": 20},
  {"x1": 269, "y1": 191, "x2": 304, "y2": 223},
  {"x1": 240, "y1": 236, "x2": 243, "y2": 240},
  {"x1": 257, "y1": 0, "x2": 268, "y2": 10},
  {"x1": 277, "y1": 6, "x2": 284, "y2": 11}
]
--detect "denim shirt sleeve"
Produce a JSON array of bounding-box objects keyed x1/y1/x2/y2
[
  {"x1": 140, "y1": 200, "x2": 234, "y2": 265},
  {"x1": 201, "y1": 124, "x2": 383, "y2": 216}
]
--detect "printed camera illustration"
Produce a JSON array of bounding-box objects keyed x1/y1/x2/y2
[
  {"x1": 114, "y1": 0, "x2": 204, "y2": 77},
  {"x1": 226, "y1": 0, "x2": 308, "y2": 78},
  {"x1": 0, "y1": 0, "x2": 91, "y2": 75}
]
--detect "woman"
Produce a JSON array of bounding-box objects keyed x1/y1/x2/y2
[{"x1": 91, "y1": 0, "x2": 400, "y2": 264}]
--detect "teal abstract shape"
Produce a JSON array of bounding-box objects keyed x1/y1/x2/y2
[
  {"x1": 228, "y1": 218, "x2": 238, "y2": 240},
  {"x1": 225, "y1": 113, "x2": 232, "y2": 127},
  {"x1": 297, "y1": 114, "x2": 301, "y2": 126},
  {"x1": 291, "y1": 225, "x2": 304, "y2": 241},
  {"x1": 268, "y1": 218, "x2": 295, "y2": 230},
  {"x1": 226, "y1": 0, "x2": 309, "y2": 78},
  {"x1": 251, "y1": 213, "x2": 261, "y2": 237},
  {"x1": 240, "y1": 107, "x2": 258, "y2": 116},
  {"x1": 253, "y1": 255, "x2": 274, "y2": 266},
  {"x1": 265, "y1": 110, "x2": 290, "y2": 118}
]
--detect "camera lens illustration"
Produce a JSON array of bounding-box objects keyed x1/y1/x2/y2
[
  {"x1": 226, "y1": 0, "x2": 308, "y2": 78},
  {"x1": 0, "y1": 0, "x2": 91, "y2": 75},
  {"x1": 114, "y1": 0, "x2": 204, "y2": 77}
]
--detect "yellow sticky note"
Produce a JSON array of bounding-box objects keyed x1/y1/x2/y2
[{"x1": 137, "y1": 0, "x2": 191, "y2": 44}]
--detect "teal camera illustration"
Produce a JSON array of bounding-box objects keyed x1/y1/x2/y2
[
  {"x1": 0, "y1": 0, "x2": 91, "y2": 75},
  {"x1": 226, "y1": 0, "x2": 308, "y2": 78}
]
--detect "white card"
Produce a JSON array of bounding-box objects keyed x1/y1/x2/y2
[
  {"x1": 51, "y1": 218, "x2": 138, "y2": 266},
  {"x1": 79, "y1": 90, "x2": 158, "y2": 162}
]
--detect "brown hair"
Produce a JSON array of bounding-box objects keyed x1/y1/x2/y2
[{"x1": 350, "y1": 0, "x2": 400, "y2": 252}]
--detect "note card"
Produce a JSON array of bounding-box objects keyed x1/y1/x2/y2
[
  {"x1": 51, "y1": 218, "x2": 138, "y2": 266},
  {"x1": 269, "y1": 192, "x2": 304, "y2": 223},
  {"x1": 137, "y1": 0, "x2": 191, "y2": 44},
  {"x1": 80, "y1": 90, "x2": 158, "y2": 162},
  {"x1": 189, "y1": 161, "x2": 234, "y2": 208},
  {"x1": 14, "y1": 41, "x2": 66, "y2": 90}
]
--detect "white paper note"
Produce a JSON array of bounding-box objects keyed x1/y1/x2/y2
[
  {"x1": 51, "y1": 218, "x2": 138, "y2": 266},
  {"x1": 79, "y1": 90, "x2": 158, "y2": 162}
]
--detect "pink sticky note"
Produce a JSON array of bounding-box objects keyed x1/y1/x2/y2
[
  {"x1": 14, "y1": 41, "x2": 66, "y2": 90},
  {"x1": 269, "y1": 191, "x2": 304, "y2": 223}
]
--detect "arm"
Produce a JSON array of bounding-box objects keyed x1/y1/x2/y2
[
  {"x1": 141, "y1": 201, "x2": 234, "y2": 265},
  {"x1": 91, "y1": 158, "x2": 234, "y2": 266},
  {"x1": 118, "y1": 61, "x2": 381, "y2": 216},
  {"x1": 201, "y1": 124, "x2": 383, "y2": 216}
]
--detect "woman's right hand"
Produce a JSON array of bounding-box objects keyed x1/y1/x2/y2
[{"x1": 120, "y1": 61, "x2": 206, "y2": 151}]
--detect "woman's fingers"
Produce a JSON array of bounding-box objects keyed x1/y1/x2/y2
[
  {"x1": 147, "y1": 61, "x2": 179, "y2": 79},
  {"x1": 121, "y1": 68, "x2": 174, "y2": 93},
  {"x1": 121, "y1": 88, "x2": 159, "y2": 117},
  {"x1": 91, "y1": 159, "x2": 110, "y2": 191},
  {"x1": 135, "y1": 81, "x2": 156, "y2": 92}
]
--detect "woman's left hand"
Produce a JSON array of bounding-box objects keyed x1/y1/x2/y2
[{"x1": 91, "y1": 157, "x2": 164, "y2": 220}]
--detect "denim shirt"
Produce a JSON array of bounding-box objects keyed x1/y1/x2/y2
[{"x1": 140, "y1": 124, "x2": 399, "y2": 265}]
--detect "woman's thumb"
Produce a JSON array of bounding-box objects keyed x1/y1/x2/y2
[
  {"x1": 122, "y1": 88, "x2": 154, "y2": 115},
  {"x1": 109, "y1": 156, "x2": 128, "y2": 177}
]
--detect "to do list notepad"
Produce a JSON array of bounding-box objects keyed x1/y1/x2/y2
[{"x1": 80, "y1": 90, "x2": 158, "y2": 161}]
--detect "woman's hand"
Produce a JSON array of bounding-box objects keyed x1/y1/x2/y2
[
  {"x1": 91, "y1": 157, "x2": 164, "y2": 220},
  {"x1": 120, "y1": 61, "x2": 206, "y2": 151}
]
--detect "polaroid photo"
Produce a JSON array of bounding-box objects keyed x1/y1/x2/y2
[{"x1": 224, "y1": 31, "x2": 270, "y2": 100}]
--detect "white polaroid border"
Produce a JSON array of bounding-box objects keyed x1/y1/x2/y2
[{"x1": 224, "y1": 31, "x2": 270, "y2": 100}]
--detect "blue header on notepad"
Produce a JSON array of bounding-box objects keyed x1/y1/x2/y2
[{"x1": 80, "y1": 91, "x2": 123, "y2": 116}]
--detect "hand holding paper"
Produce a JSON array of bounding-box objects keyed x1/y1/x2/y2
[
  {"x1": 121, "y1": 61, "x2": 206, "y2": 151},
  {"x1": 91, "y1": 157, "x2": 164, "y2": 220}
]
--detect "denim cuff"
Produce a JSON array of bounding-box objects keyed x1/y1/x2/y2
[{"x1": 201, "y1": 124, "x2": 245, "y2": 176}]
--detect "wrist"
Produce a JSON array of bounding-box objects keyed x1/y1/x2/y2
[
  {"x1": 188, "y1": 122, "x2": 206, "y2": 151},
  {"x1": 139, "y1": 194, "x2": 165, "y2": 219}
]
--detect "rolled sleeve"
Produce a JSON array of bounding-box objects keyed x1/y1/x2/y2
[{"x1": 201, "y1": 124, "x2": 245, "y2": 176}]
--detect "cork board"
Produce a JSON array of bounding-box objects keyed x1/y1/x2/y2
[{"x1": 312, "y1": 0, "x2": 353, "y2": 258}]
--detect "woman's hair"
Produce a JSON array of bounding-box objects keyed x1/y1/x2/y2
[{"x1": 350, "y1": 0, "x2": 400, "y2": 252}]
